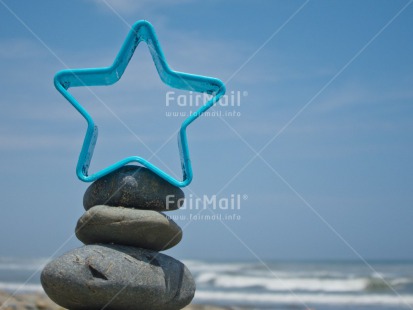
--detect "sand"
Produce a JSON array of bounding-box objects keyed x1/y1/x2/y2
[{"x1": 0, "y1": 290, "x2": 242, "y2": 310}]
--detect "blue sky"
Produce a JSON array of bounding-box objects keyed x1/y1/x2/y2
[{"x1": 0, "y1": 0, "x2": 412, "y2": 261}]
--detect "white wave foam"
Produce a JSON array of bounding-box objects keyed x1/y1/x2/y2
[
  {"x1": 243, "y1": 269, "x2": 347, "y2": 279},
  {"x1": 0, "y1": 257, "x2": 49, "y2": 271},
  {"x1": 0, "y1": 282, "x2": 44, "y2": 293},
  {"x1": 196, "y1": 273, "x2": 407, "y2": 292},
  {"x1": 195, "y1": 290, "x2": 413, "y2": 306},
  {"x1": 0, "y1": 263, "x2": 45, "y2": 271},
  {"x1": 183, "y1": 261, "x2": 249, "y2": 273}
]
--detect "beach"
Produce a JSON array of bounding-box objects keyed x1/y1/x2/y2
[
  {"x1": 0, "y1": 290, "x2": 238, "y2": 310},
  {"x1": 1, "y1": 258, "x2": 413, "y2": 309}
]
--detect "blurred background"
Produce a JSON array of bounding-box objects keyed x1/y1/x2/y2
[{"x1": 0, "y1": 0, "x2": 412, "y2": 308}]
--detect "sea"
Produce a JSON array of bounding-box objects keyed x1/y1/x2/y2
[{"x1": 1, "y1": 257, "x2": 413, "y2": 310}]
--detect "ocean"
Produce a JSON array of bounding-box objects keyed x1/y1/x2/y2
[{"x1": 1, "y1": 257, "x2": 413, "y2": 309}]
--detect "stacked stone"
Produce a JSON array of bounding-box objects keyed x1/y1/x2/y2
[{"x1": 41, "y1": 166, "x2": 195, "y2": 310}]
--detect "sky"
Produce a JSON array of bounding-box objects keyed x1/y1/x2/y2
[{"x1": 0, "y1": 0, "x2": 412, "y2": 262}]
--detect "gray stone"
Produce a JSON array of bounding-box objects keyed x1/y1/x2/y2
[
  {"x1": 41, "y1": 244, "x2": 195, "y2": 310},
  {"x1": 83, "y1": 166, "x2": 185, "y2": 211},
  {"x1": 76, "y1": 205, "x2": 182, "y2": 251}
]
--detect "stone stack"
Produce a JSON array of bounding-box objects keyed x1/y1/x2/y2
[{"x1": 41, "y1": 166, "x2": 195, "y2": 310}]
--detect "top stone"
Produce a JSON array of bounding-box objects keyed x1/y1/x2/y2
[{"x1": 83, "y1": 166, "x2": 185, "y2": 211}]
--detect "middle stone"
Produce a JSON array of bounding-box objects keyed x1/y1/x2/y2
[{"x1": 76, "y1": 205, "x2": 182, "y2": 251}]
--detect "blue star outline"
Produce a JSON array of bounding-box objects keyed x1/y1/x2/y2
[{"x1": 54, "y1": 20, "x2": 226, "y2": 187}]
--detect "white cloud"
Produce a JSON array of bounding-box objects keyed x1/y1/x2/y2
[
  {"x1": 315, "y1": 80, "x2": 413, "y2": 113},
  {"x1": 0, "y1": 38, "x2": 47, "y2": 60},
  {"x1": 0, "y1": 133, "x2": 80, "y2": 151},
  {"x1": 88, "y1": 0, "x2": 194, "y2": 14}
]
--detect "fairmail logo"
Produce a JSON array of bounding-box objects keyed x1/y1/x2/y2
[{"x1": 165, "y1": 193, "x2": 247, "y2": 210}]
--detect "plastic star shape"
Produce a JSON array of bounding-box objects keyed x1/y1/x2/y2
[{"x1": 54, "y1": 20, "x2": 225, "y2": 187}]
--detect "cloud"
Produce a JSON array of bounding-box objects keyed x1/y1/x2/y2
[
  {"x1": 0, "y1": 38, "x2": 47, "y2": 60},
  {"x1": 315, "y1": 79, "x2": 413, "y2": 113},
  {"x1": 0, "y1": 133, "x2": 79, "y2": 151},
  {"x1": 87, "y1": 0, "x2": 194, "y2": 14}
]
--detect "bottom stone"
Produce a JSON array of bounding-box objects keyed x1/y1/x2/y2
[{"x1": 41, "y1": 244, "x2": 195, "y2": 310}]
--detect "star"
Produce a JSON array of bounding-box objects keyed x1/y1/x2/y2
[{"x1": 54, "y1": 20, "x2": 226, "y2": 187}]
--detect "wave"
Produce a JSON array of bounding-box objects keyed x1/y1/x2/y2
[
  {"x1": 0, "y1": 282, "x2": 43, "y2": 293},
  {"x1": 0, "y1": 258, "x2": 49, "y2": 271},
  {"x1": 183, "y1": 260, "x2": 250, "y2": 273},
  {"x1": 242, "y1": 268, "x2": 350, "y2": 279},
  {"x1": 195, "y1": 290, "x2": 413, "y2": 307},
  {"x1": 196, "y1": 272, "x2": 412, "y2": 293}
]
